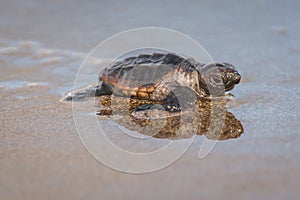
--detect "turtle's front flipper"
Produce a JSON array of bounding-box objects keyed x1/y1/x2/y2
[
  {"x1": 64, "y1": 82, "x2": 112, "y2": 101},
  {"x1": 133, "y1": 87, "x2": 196, "y2": 113},
  {"x1": 161, "y1": 87, "x2": 198, "y2": 112}
]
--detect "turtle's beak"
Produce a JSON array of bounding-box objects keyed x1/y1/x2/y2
[
  {"x1": 234, "y1": 72, "x2": 241, "y2": 84},
  {"x1": 225, "y1": 72, "x2": 241, "y2": 91}
]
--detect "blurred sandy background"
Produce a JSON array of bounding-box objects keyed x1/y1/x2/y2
[{"x1": 1, "y1": 0, "x2": 300, "y2": 199}]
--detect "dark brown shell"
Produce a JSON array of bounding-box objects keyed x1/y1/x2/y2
[{"x1": 99, "y1": 53, "x2": 198, "y2": 98}]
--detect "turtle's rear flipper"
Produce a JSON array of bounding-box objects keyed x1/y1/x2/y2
[
  {"x1": 95, "y1": 82, "x2": 113, "y2": 96},
  {"x1": 64, "y1": 82, "x2": 112, "y2": 101},
  {"x1": 64, "y1": 84, "x2": 99, "y2": 101}
]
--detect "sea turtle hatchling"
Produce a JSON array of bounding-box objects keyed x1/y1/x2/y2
[{"x1": 65, "y1": 53, "x2": 241, "y2": 112}]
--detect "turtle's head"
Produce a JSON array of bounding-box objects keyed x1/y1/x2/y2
[{"x1": 198, "y1": 62, "x2": 241, "y2": 96}]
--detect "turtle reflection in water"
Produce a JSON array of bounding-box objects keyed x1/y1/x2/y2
[
  {"x1": 96, "y1": 91, "x2": 244, "y2": 140},
  {"x1": 65, "y1": 53, "x2": 243, "y2": 140}
]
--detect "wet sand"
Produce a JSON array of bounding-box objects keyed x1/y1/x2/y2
[{"x1": 1, "y1": 0, "x2": 300, "y2": 200}]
